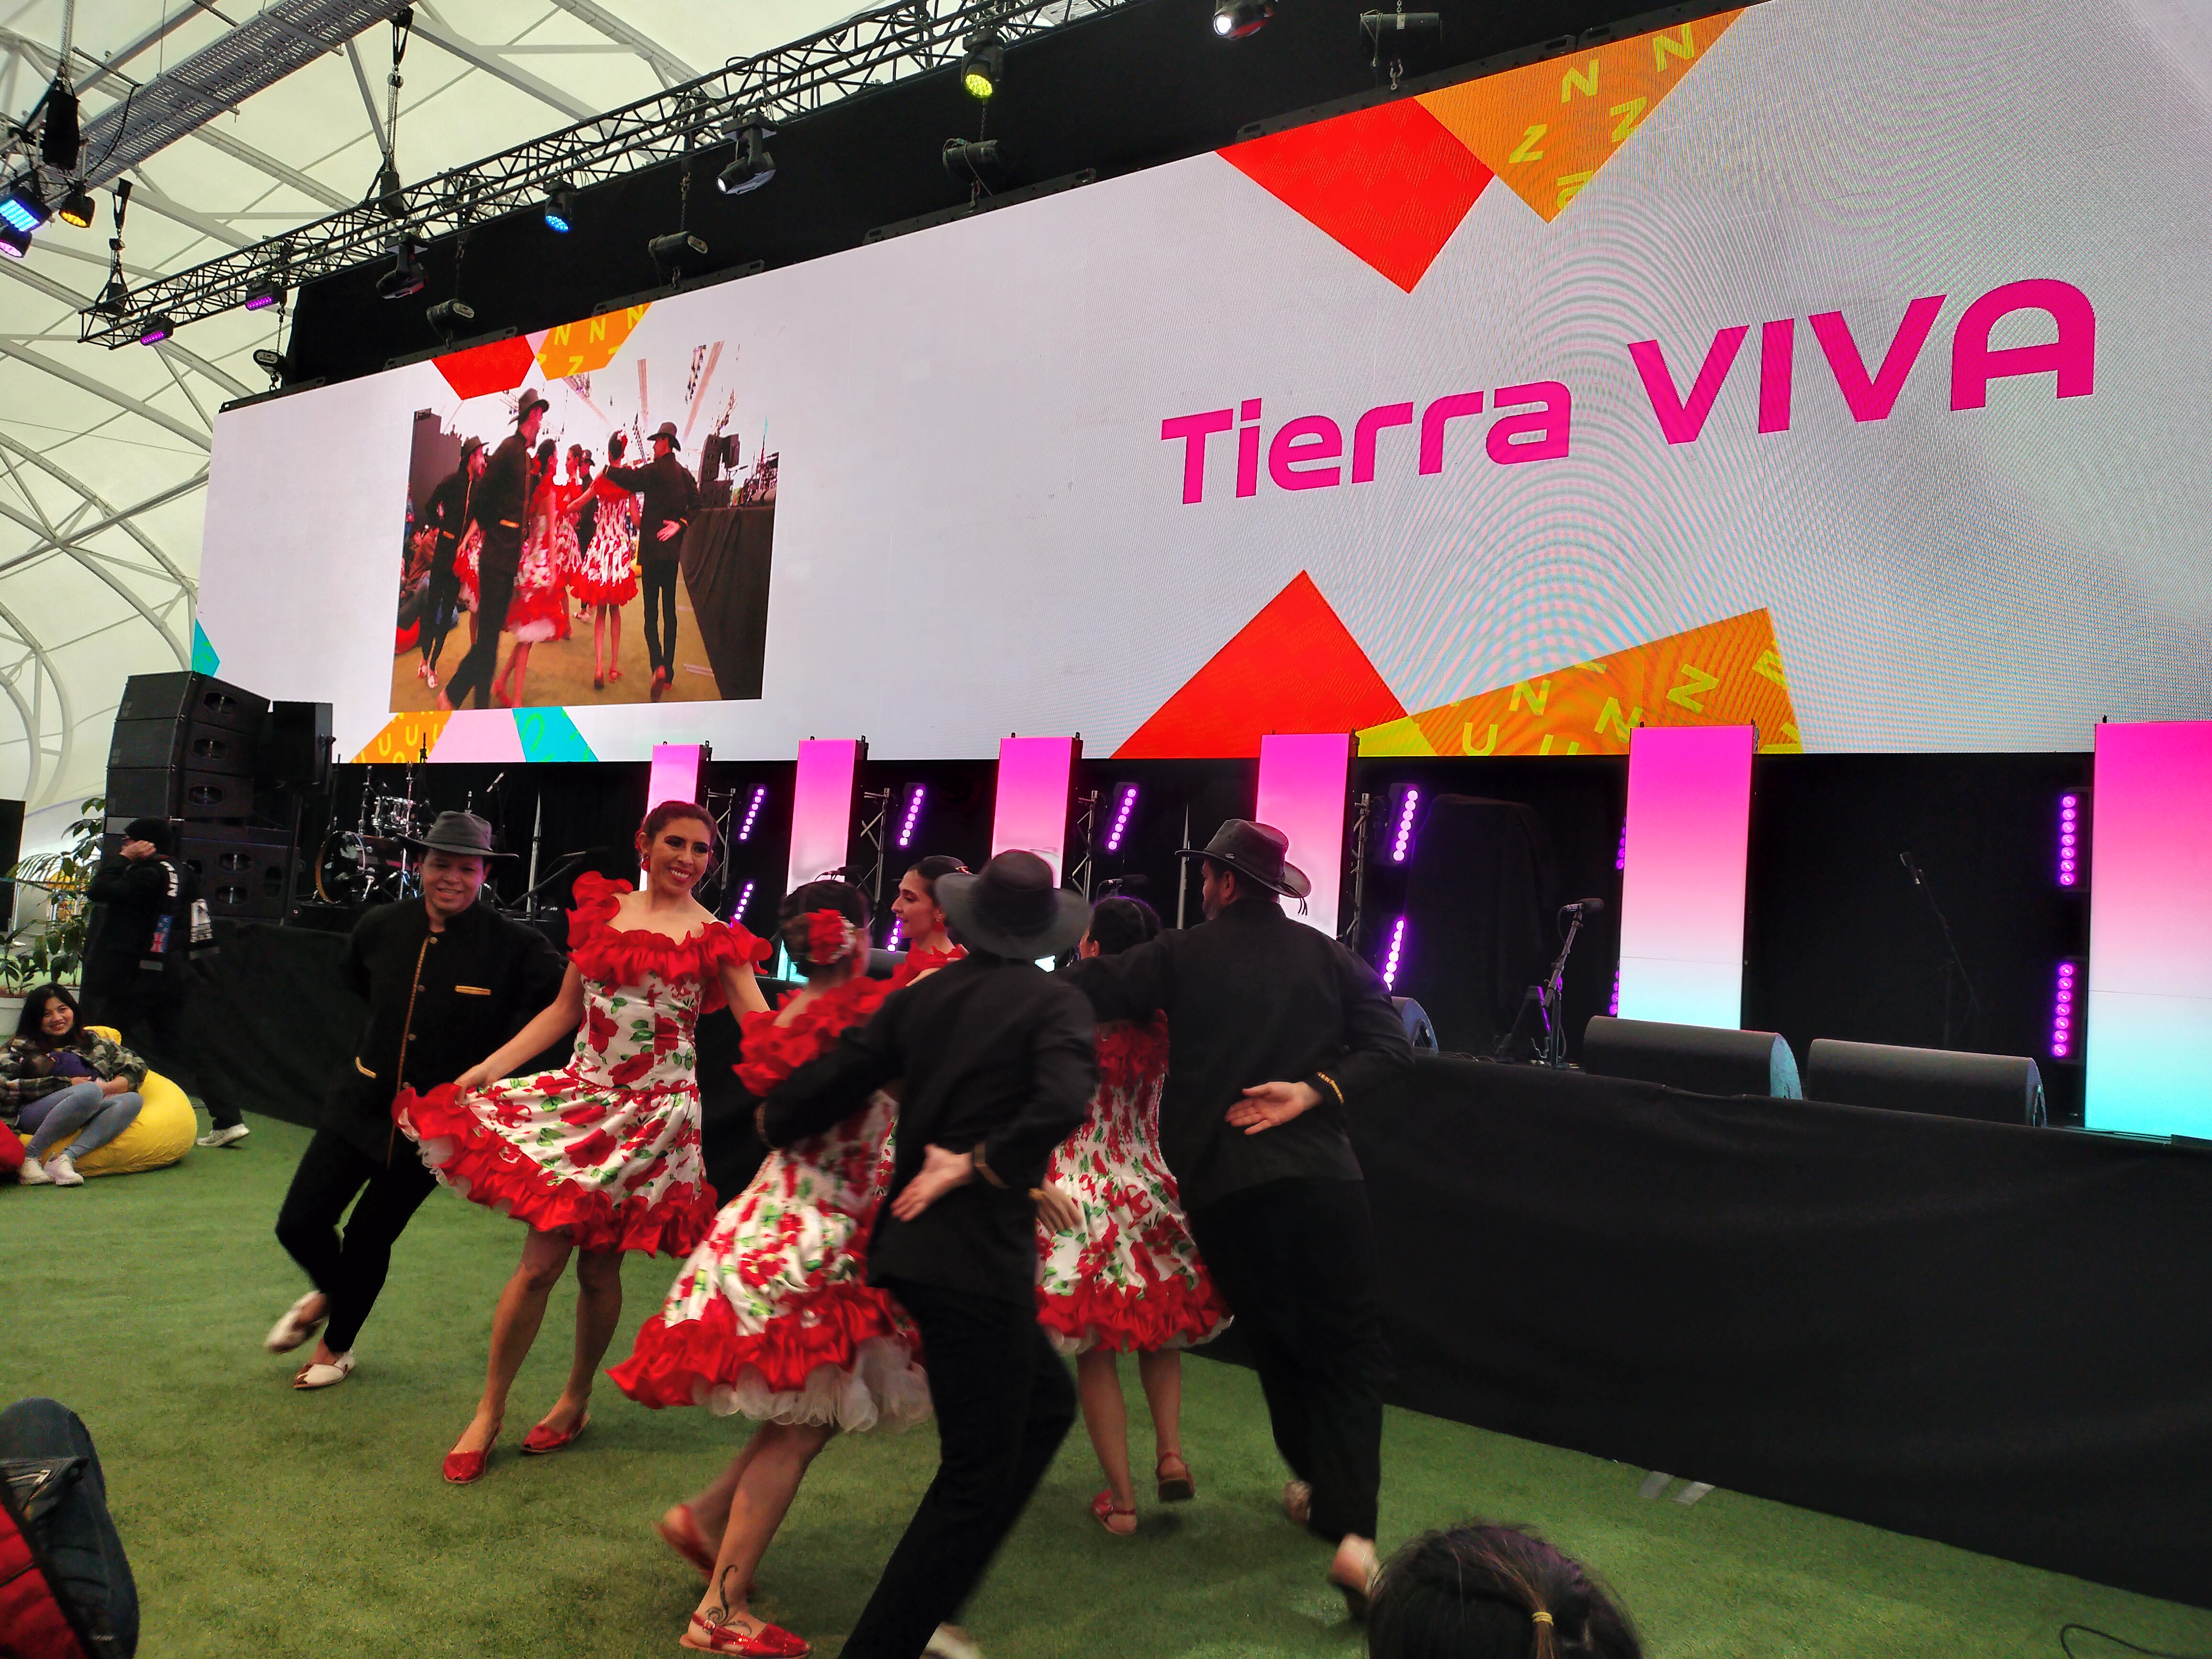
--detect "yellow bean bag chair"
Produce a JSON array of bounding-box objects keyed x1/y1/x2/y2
[{"x1": 12, "y1": 1025, "x2": 196, "y2": 1178}]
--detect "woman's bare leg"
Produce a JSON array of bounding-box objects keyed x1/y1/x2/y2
[
  {"x1": 452, "y1": 1226, "x2": 572, "y2": 1456},
  {"x1": 592, "y1": 606, "x2": 607, "y2": 682},
  {"x1": 1138, "y1": 1348, "x2": 1184, "y2": 1467},
  {"x1": 1076, "y1": 1348, "x2": 1136, "y2": 1515},
  {"x1": 536, "y1": 1245, "x2": 620, "y2": 1436},
  {"x1": 685, "y1": 1423, "x2": 835, "y2": 1640},
  {"x1": 608, "y1": 605, "x2": 623, "y2": 677},
  {"x1": 688, "y1": 1429, "x2": 770, "y2": 1539}
]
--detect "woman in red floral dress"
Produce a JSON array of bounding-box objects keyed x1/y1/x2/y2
[
  {"x1": 1035, "y1": 895, "x2": 1230, "y2": 1536},
  {"x1": 575, "y1": 431, "x2": 641, "y2": 690},
  {"x1": 396, "y1": 802, "x2": 769, "y2": 1484},
  {"x1": 611, "y1": 879, "x2": 926, "y2": 1658},
  {"x1": 886, "y1": 854, "x2": 968, "y2": 984}
]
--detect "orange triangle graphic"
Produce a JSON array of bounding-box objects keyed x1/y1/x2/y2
[{"x1": 1117, "y1": 573, "x2": 1405, "y2": 759}]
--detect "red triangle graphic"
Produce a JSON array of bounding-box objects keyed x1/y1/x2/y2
[
  {"x1": 436, "y1": 335, "x2": 538, "y2": 401},
  {"x1": 1220, "y1": 97, "x2": 1492, "y2": 294},
  {"x1": 1116, "y1": 573, "x2": 1406, "y2": 759}
]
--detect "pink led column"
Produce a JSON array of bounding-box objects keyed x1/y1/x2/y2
[
  {"x1": 1255, "y1": 732, "x2": 1352, "y2": 936},
  {"x1": 2086, "y1": 721, "x2": 2212, "y2": 1136},
  {"x1": 786, "y1": 740, "x2": 861, "y2": 895},
  {"x1": 646, "y1": 743, "x2": 704, "y2": 813},
  {"x1": 1616, "y1": 724, "x2": 1756, "y2": 1029},
  {"x1": 991, "y1": 737, "x2": 1079, "y2": 883}
]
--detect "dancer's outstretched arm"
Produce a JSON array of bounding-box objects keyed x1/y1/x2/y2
[{"x1": 453, "y1": 964, "x2": 585, "y2": 1091}]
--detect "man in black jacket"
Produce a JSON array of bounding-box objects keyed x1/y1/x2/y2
[
  {"x1": 439, "y1": 395, "x2": 544, "y2": 711},
  {"x1": 416, "y1": 435, "x2": 483, "y2": 689},
  {"x1": 266, "y1": 812, "x2": 566, "y2": 1390},
  {"x1": 763, "y1": 851, "x2": 1095, "y2": 1659},
  {"x1": 1061, "y1": 819, "x2": 1413, "y2": 1612},
  {"x1": 601, "y1": 420, "x2": 699, "y2": 703},
  {"x1": 80, "y1": 817, "x2": 235, "y2": 1145}
]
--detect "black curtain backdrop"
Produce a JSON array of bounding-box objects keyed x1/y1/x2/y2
[
  {"x1": 680, "y1": 506, "x2": 775, "y2": 700},
  {"x1": 1347, "y1": 1056, "x2": 2212, "y2": 1607}
]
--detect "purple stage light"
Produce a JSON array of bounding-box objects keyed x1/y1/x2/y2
[
  {"x1": 738, "y1": 785, "x2": 766, "y2": 841},
  {"x1": 885, "y1": 917, "x2": 902, "y2": 952},
  {"x1": 1104, "y1": 783, "x2": 1139, "y2": 854},
  {"x1": 244, "y1": 291, "x2": 279, "y2": 311},
  {"x1": 2057, "y1": 791, "x2": 2082, "y2": 887},
  {"x1": 1616, "y1": 822, "x2": 1627, "y2": 872},
  {"x1": 1609, "y1": 964, "x2": 1620, "y2": 1018},
  {"x1": 896, "y1": 782, "x2": 927, "y2": 849},
  {"x1": 732, "y1": 880, "x2": 756, "y2": 922},
  {"x1": 1390, "y1": 785, "x2": 1420, "y2": 863},
  {"x1": 2050, "y1": 958, "x2": 2081, "y2": 1060},
  {"x1": 1382, "y1": 915, "x2": 1407, "y2": 990}
]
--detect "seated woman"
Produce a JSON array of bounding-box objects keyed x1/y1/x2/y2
[{"x1": 3, "y1": 984, "x2": 147, "y2": 1188}]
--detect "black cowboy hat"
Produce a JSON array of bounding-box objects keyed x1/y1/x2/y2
[
  {"x1": 405, "y1": 810, "x2": 515, "y2": 860},
  {"x1": 515, "y1": 391, "x2": 551, "y2": 423},
  {"x1": 456, "y1": 435, "x2": 485, "y2": 461},
  {"x1": 935, "y1": 850, "x2": 1088, "y2": 959},
  {"x1": 1176, "y1": 818, "x2": 1311, "y2": 898},
  {"x1": 648, "y1": 420, "x2": 682, "y2": 451}
]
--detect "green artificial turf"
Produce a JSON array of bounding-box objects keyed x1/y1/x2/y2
[{"x1": 4, "y1": 1113, "x2": 2209, "y2": 1659}]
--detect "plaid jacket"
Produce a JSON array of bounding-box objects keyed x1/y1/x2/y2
[{"x1": 0, "y1": 1030, "x2": 149, "y2": 1126}]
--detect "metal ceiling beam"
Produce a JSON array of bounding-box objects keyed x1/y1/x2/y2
[
  {"x1": 0, "y1": 339, "x2": 212, "y2": 450},
  {"x1": 0, "y1": 473, "x2": 210, "y2": 575},
  {"x1": 0, "y1": 259, "x2": 254, "y2": 398},
  {"x1": 124, "y1": 174, "x2": 257, "y2": 250},
  {"x1": 546, "y1": 0, "x2": 701, "y2": 87},
  {"x1": 80, "y1": 0, "x2": 1127, "y2": 344},
  {"x1": 0, "y1": 432, "x2": 199, "y2": 597},
  {"x1": 409, "y1": 7, "x2": 599, "y2": 123}
]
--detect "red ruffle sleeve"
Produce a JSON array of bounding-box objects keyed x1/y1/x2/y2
[
  {"x1": 565, "y1": 872, "x2": 769, "y2": 1010},
  {"x1": 735, "y1": 977, "x2": 889, "y2": 1096}
]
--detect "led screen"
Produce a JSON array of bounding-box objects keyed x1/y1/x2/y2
[{"x1": 197, "y1": 0, "x2": 2212, "y2": 767}]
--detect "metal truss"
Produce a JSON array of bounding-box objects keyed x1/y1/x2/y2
[{"x1": 79, "y1": 0, "x2": 1131, "y2": 346}]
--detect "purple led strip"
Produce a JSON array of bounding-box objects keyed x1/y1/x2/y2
[
  {"x1": 738, "y1": 786, "x2": 766, "y2": 841},
  {"x1": 1391, "y1": 787, "x2": 1420, "y2": 863},
  {"x1": 896, "y1": 785, "x2": 926, "y2": 849},
  {"x1": 1104, "y1": 785, "x2": 1138, "y2": 854},
  {"x1": 1382, "y1": 915, "x2": 1408, "y2": 989},
  {"x1": 2057, "y1": 792, "x2": 2081, "y2": 887},
  {"x1": 2051, "y1": 959, "x2": 2079, "y2": 1060}
]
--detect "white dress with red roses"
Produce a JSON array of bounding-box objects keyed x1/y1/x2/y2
[
  {"x1": 1035, "y1": 1014, "x2": 1231, "y2": 1355},
  {"x1": 395, "y1": 873, "x2": 767, "y2": 1257},
  {"x1": 610, "y1": 974, "x2": 930, "y2": 1431}
]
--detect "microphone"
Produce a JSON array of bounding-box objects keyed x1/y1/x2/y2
[{"x1": 1563, "y1": 896, "x2": 1606, "y2": 914}]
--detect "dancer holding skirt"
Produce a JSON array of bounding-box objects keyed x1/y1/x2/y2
[{"x1": 395, "y1": 801, "x2": 769, "y2": 1483}]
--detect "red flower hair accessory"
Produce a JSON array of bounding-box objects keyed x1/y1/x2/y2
[{"x1": 802, "y1": 908, "x2": 857, "y2": 967}]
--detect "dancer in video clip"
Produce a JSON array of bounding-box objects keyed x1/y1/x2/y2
[
  {"x1": 441, "y1": 393, "x2": 543, "y2": 711},
  {"x1": 394, "y1": 802, "x2": 769, "y2": 1482},
  {"x1": 492, "y1": 438, "x2": 570, "y2": 708},
  {"x1": 415, "y1": 436, "x2": 484, "y2": 694},
  {"x1": 602, "y1": 420, "x2": 698, "y2": 704},
  {"x1": 576, "y1": 431, "x2": 641, "y2": 691},
  {"x1": 611, "y1": 880, "x2": 929, "y2": 1659},
  {"x1": 1034, "y1": 894, "x2": 1228, "y2": 1536}
]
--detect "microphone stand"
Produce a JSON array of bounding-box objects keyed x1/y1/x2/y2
[
  {"x1": 1496, "y1": 902, "x2": 1594, "y2": 1069},
  {"x1": 1901, "y1": 852, "x2": 1980, "y2": 1049}
]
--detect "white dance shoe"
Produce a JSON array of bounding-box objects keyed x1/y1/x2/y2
[{"x1": 265, "y1": 1293, "x2": 327, "y2": 1353}]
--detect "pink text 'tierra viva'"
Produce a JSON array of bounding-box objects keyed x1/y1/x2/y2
[{"x1": 1159, "y1": 278, "x2": 2094, "y2": 501}]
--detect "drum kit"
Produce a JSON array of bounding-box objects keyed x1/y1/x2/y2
[{"x1": 314, "y1": 789, "x2": 425, "y2": 907}]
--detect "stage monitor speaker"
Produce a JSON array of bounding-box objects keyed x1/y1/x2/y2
[
  {"x1": 1805, "y1": 1039, "x2": 2045, "y2": 1127},
  {"x1": 261, "y1": 700, "x2": 333, "y2": 792},
  {"x1": 1582, "y1": 1015, "x2": 1802, "y2": 1098},
  {"x1": 179, "y1": 825, "x2": 292, "y2": 921},
  {"x1": 1392, "y1": 996, "x2": 1439, "y2": 1052},
  {"x1": 107, "y1": 717, "x2": 256, "y2": 775},
  {"x1": 105, "y1": 766, "x2": 257, "y2": 823}
]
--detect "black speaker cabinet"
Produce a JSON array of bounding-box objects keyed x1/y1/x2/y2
[
  {"x1": 1805, "y1": 1039, "x2": 2045, "y2": 1127},
  {"x1": 107, "y1": 718, "x2": 256, "y2": 775},
  {"x1": 1582, "y1": 1015, "x2": 1803, "y2": 1098},
  {"x1": 105, "y1": 766, "x2": 258, "y2": 823},
  {"x1": 179, "y1": 825, "x2": 293, "y2": 921},
  {"x1": 115, "y1": 671, "x2": 266, "y2": 734},
  {"x1": 261, "y1": 700, "x2": 333, "y2": 792}
]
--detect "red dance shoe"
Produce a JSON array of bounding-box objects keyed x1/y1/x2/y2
[
  {"x1": 682, "y1": 1612, "x2": 811, "y2": 1656},
  {"x1": 657, "y1": 1505, "x2": 718, "y2": 1581},
  {"x1": 442, "y1": 1429, "x2": 498, "y2": 1485},
  {"x1": 520, "y1": 1413, "x2": 589, "y2": 1456}
]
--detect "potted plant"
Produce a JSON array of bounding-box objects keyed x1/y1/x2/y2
[{"x1": 2, "y1": 798, "x2": 105, "y2": 1026}]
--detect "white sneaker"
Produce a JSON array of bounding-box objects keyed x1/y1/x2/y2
[
  {"x1": 46, "y1": 1154, "x2": 83, "y2": 1187},
  {"x1": 925, "y1": 1628, "x2": 983, "y2": 1659},
  {"x1": 197, "y1": 1124, "x2": 250, "y2": 1148},
  {"x1": 18, "y1": 1154, "x2": 50, "y2": 1185}
]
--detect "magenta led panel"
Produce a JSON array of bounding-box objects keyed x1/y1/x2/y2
[
  {"x1": 1616, "y1": 724, "x2": 1756, "y2": 1029},
  {"x1": 786, "y1": 740, "x2": 860, "y2": 895},
  {"x1": 2086, "y1": 721, "x2": 2212, "y2": 1136},
  {"x1": 646, "y1": 742, "x2": 704, "y2": 813},
  {"x1": 1256, "y1": 732, "x2": 1352, "y2": 936},
  {"x1": 991, "y1": 737, "x2": 1077, "y2": 884}
]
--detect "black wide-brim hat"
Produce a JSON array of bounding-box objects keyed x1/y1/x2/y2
[
  {"x1": 457, "y1": 435, "x2": 485, "y2": 460},
  {"x1": 650, "y1": 420, "x2": 682, "y2": 451},
  {"x1": 935, "y1": 850, "x2": 1089, "y2": 959},
  {"x1": 405, "y1": 810, "x2": 515, "y2": 859},
  {"x1": 1176, "y1": 818, "x2": 1310, "y2": 898},
  {"x1": 516, "y1": 392, "x2": 551, "y2": 422}
]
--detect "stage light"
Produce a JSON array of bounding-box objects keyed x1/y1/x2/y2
[
  {"x1": 1609, "y1": 965, "x2": 1621, "y2": 1018},
  {"x1": 0, "y1": 226, "x2": 28, "y2": 261},
  {"x1": 1381, "y1": 914, "x2": 1407, "y2": 990},
  {"x1": 1388, "y1": 784, "x2": 1420, "y2": 863},
  {"x1": 732, "y1": 879, "x2": 756, "y2": 923},
  {"x1": 0, "y1": 180, "x2": 50, "y2": 233},
  {"x1": 2050, "y1": 958, "x2": 2081, "y2": 1061},
  {"x1": 886, "y1": 917, "x2": 903, "y2": 952},
  {"x1": 55, "y1": 183, "x2": 95, "y2": 230},
  {"x1": 543, "y1": 182, "x2": 575, "y2": 232},
  {"x1": 2057, "y1": 791, "x2": 2086, "y2": 888},
  {"x1": 41, "y1": 79, "x2": 80, "y2": 171},
  {"x1": 896, "y1": 783, "x2": 927, "y2": 850},
  {"x1": 1616, "y1": 822, "x2": 1627, "y2": 871},
  {"x1": 244, "y1": 276, "x2": 285, "y2": 311},
  {"x1": 1103, "y1": 783, "x2": 1139, "y2": 854},
  {"x1": 376, "y1": 238, "x2": 426, "y2": 300},
  {"x1": 960, "y1": 30, "x2": 1004, "y2": 100},
  {"x1": 648, "y1": 231, "x2": 707, "y2": 278},
  {"x1": 716, "y1": 113, "x2": 776, "y2": 196},
  {"x1": 941, "y1": 138, "x2": 1002, "y2": 182},
  {"x1": 138, "y1": 312, "x2": 177, "y2": 345},
  {"x1": 426, "y1": 298, "x2": 475, "y2": 341},
  {"x1": 1213, "y1": 0, "x2": 1273, "y2": 39},
  {"x1": 738, "y1": 785, "x2": 767, "y2": 841}
]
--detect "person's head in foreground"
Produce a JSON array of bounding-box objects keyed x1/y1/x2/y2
[{"x1": 1368, "y1": 1522, "x2": 1641, "y2": 1659}]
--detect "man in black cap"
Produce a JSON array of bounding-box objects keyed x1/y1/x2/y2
[
  {"x1": 439, "y1": 395, "x2": 546, "y2": 711},
  {"x1": 415, "y1": 435, "x2": 485, "y2": 691},
  {"x1": 1061, "y1": 818, "x2": 1413, "y2": 1612},
  {"x1": 80, "y1": 816, "x2": 235, "y2": 1146},
  {"x1": 265, "y1": 811, "x2": 565, "y2": 1390},
  {"x1": 762, "y1": 850, "x2": 1095, "y2": 1659},
  {"x1": 601, "y1": 420, "x2": 699, "y2": 703}
]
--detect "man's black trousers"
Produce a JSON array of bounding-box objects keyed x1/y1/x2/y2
[
  {"x1": 274, "y1": 1129, "x2": 438, "y2": 1353},
  {"x1": 641, "y1": 560, "x2": 679, "y2": 677},
  {"x1": 443, "y1": 557, "x2": 517, "y2": 708},
  {"x1": 837, "y1": 1277, "x2": 1075, "y2": 1659},
  {"x1": 1187, "y1": 1177, "x2": 1392, "y2": 1543},
  {"x1": 0, "y1": 1396, "x2": 138, "y2": 1656}
]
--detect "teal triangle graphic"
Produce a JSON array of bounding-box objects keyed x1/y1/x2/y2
[
  {"x1": 190, "y1": 619, "x2": 220, "y2": 675},
  {"x1": 514, "y1": 706, "x2": 596, "y2": 762}
]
